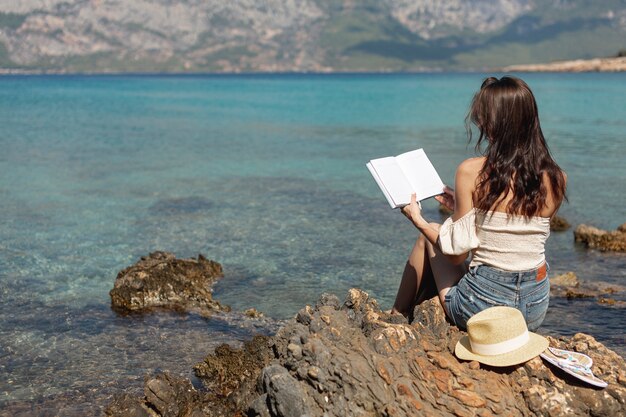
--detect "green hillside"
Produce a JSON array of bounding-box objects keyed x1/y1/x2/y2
[
  {"x1": 0, "y1": 0, "x2": 624, "y2": 72},
  {"x1": 317, "y1": 0, "x2": 626, "y2": 71}
]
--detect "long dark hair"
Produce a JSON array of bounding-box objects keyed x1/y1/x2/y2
[{"x1": 466, "y1": 76, "x2": 566, "y2": 217}]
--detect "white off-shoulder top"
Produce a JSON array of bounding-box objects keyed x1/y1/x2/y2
[{"x1": 438, "y1": 209, "x2": 551, "y2": 271}]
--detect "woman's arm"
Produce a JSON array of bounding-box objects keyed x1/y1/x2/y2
[
  {"x1": 402, "y1": 158, "x2": 480, "y2": 264},
  {"x1": 401, "y1": 196, "x2": 440, "y2": 245}
]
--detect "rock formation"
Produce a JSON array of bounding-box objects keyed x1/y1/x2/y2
[
  {"x1": 109, "y1": 251, "x2": 228, "y2": 314},
  {"x1": 574, "y1": 223, "x2": 626, "y2": 252},
  {"x1": 107, "y1": 289, "x2": 626, "y2": 417},
  {"x1": 194, "y1": 335, "x2": 274, "y2": 416},
  {"x1": 550, "y1": 271, "x2": 625, "y2": 307},
  {"x1": 550, "y1": 215, "x2": 570, "y2": 232},
  {"x1": 106, "y1": 373, "x2": 207, "y2": 417}
]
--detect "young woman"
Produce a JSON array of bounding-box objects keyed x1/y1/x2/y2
[{"x1": 392, "y1": 76, "x2": 567, "y2": 331}]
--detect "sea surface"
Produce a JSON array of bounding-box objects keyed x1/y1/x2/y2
[{"x1": 1, "y1": 73, "x2": 625, "y2": 415}]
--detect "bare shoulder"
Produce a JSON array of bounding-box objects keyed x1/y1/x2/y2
[
  {"x1": 456, "y1": 157, "x2": 485, "y2": 180},
  {"x1": 454, "y1": 157, "x2": 484, "y2": 196},
  {"x1": 457, "y1": 156, "x2": 485, "y2": 171}
]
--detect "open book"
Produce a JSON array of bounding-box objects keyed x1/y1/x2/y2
[{"x1": 366, "y1": 148, "x2": 445, "y2": 209}]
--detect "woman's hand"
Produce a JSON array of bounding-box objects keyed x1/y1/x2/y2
[
  {"x1": 434, "y1": 185, "x2": 455, "y2": 211},
  {"x1": 401, "y1": 193, "x2": 426, "y2": 228}
]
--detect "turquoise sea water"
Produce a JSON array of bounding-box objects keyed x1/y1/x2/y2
[{"x1": 1, "y1": 73, "x2": 625, "y2": 414}]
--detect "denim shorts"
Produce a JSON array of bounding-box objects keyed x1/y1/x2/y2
[{"x1": 444, "y1": 262, "x2": 550, "y2": 331}]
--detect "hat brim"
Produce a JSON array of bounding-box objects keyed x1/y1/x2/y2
[{"x1": 455, "y1": 332, "x2": 548, "y2": 367}]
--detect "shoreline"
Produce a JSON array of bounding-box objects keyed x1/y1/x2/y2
[
  {"x1": 0, "y1": 68, "x2": 449, "y2": 76},
  {"x1": 2, "y1": 57, "x2": 626, "y2": 76},
  {"x1": 499, "y1": 56, "x2": 626, "y2": 73},
  {"x1": 103, "y1": 290, "x2": 626, "y2": 416}
]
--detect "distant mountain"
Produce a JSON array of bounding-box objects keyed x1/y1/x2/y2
[{"x1": 0, "y1": 0, "x2": 624, "y2": 72}]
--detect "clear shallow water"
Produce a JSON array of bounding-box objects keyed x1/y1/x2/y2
[{"x1": 0, "y1": 73, "x2": 625, "y2": 413}]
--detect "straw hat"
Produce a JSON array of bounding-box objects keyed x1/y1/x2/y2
[{"x1": 455, "y1": 306, "x2": 548, "y2": 367}]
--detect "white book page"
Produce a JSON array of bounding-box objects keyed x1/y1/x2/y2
[
  {"x1": 366, "y1": 162, "x2": 395, "y2": 209},
  {"x1": 368, "y1": 157, "x2": 414, "y2": 208},
  {"x1": 395, "y1": 149, "x2": 445, "y2": 201}
]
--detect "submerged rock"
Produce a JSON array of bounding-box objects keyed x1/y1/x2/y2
[
  {"x1": 550, "y1": 271, "x2": 625, "y2": 306},
  {"x1": 110, "y1": 251, "x2": 228, "y2": 314},
  {"x1": 574, "y1": 223, "x2": 626, "y2": 252},
  {"x1": 550, "y1": 215, "x2": 570, "y2": 232},
  {"x1": 244, "y1": 308, "x2": 264, "y2": 318},
  {"x1": 194, "y1": 335, "x2": 274, "y2": 415},
  {"x1": 106, "y1": 372, "x2": 206, "y2": 417},
  {"x1": 550, "y1": 271, "x2": 579, "y2": 287},
  {"x1": 107, "y1": 289, "x2": 626, "y2": 416},
  {"x1": 598, "y1": 297, "x2": 626, "y2": 308}
]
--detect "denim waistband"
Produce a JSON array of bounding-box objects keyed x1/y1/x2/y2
[{"x1": 471, "y1": 261, "x2": 548, "y2": 283}]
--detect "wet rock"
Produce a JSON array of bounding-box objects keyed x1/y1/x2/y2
[
  {"x1": 108, "y1": 289, "x2": 626, "y2": 416},
  {"x1": 564, "y1": 289, "x2": 596, "y2": 299},
  {"x1": 574, "y1": 223, "x2": 626, "y2": 252},
  {"x1": 110, "y1": 251, "x2": 228, "y2": 314},
  {"x1": 550, "y1": 271, "x2": 625, "y2": 304},
  {"x1": 598, "y1": 297, "x2": 626, "y2": 308},
  {"x1": 551, "y1": 271, "x2": 579, "y2": 287},
  {"x1": 245, "y1": 308, "x2": 264, "y2": 318},
  {"x1": 144, "y1": 373, "x2": 205, "y2": 417},
  {"x1": 193, "y1": 335, "x2": 274, "y2": 414},
  {"x1": 106, "y1": 373, "x2": 205, "y2": 417},
  {"x1": 105, "y1": 393, "x2": 153, "y2": 417},
  {"x1": 550, "y1": 215, "x2": 571, "y2": 231}
]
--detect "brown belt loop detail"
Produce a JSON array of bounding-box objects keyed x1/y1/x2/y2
[{"x1": 536, "y1": 262, "x2": 547, "y2": 282}]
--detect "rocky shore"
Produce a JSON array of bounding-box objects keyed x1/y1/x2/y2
[
  {"x1": 500, "y1": 56, "x2": 626, "y2": 72},
  {"x1": 105, "y1": 253, "x2": 626, "y2": 417},
  {"x1": 107, "y1": 290, "x2": 626, "y2": 417}
]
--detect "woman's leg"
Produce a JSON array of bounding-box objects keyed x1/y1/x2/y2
[
  {"x1": 424, "y1": 223, "x2": 467, "y2": 315},
  {"x1": 392, "y1": 234, "x2": 435, "y2": 316}
]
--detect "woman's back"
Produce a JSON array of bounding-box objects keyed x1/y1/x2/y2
[
  {"x1": 460, "y1": 156, "x2": 565, "y2": 219},
  {"x1": 472, "y1": 210, "x2": 550, "y2": 270},
  {"x1": 441, "y1": 155, "x2": 564, "y2": 271}
]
